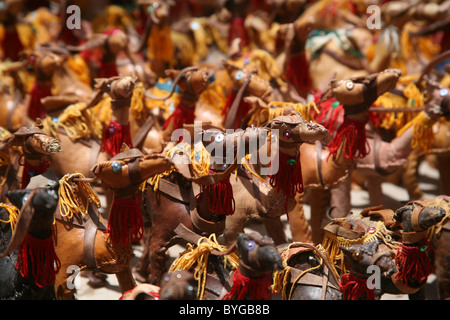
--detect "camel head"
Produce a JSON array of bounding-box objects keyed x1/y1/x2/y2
[
  {"x1": 265, "y1": 109, "x2": 328, "y2": 151},
  {"x1": 5, "y1": 122, "x2": 62, "y2": 156},
  {"x1": 91, "y1": 147, "x2": 173, "y2": 191},
  {"x1": 340, "y1": 241, "x2": 397, "y2": 280},
  {"x1": 236, "y1": 232, "x2": 283, "y2": 275},
  {"x1": 422, "y1": 76, "x2": 450, "y2": 121},
  {"x1": 222, "y1": 59, "x2": 274, "y2": 103},
  {"x1": 326, "y1": 68, "x2": 402, "y2": 113}
]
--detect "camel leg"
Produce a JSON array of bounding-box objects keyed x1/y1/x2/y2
[
  {"x1": 133, "y1": 228, "x2": 151, "y2": 283},
  {"x1": 55, "y1": 266, "x2": 76, "y2": 300},
  {"x1": 366, "y1": 173, "x2": 384, "y2": 207},
  {"x1": 147, "y1": 234, "x2": 170, "y2": 285},
  {"x1": 402, "y1": 149, "x2": 425, "y2": 200},
  {"x1": 115, "y1": 266, "x2": 136, "y2": 293},
  {"x1": 288, "y1": 192, "x2": 313, "y2": 242},
  {"x1": 308, "y1": 188, "x2": 331, "y2": 245},
  {"x1": 330, "y1": 178, "x2": 351, "y2": 218},
  {"x1": 434, "y1": 230, "x2": 450, "y2": 300},
  {"x1": 436, "y1": 154, "x2": 450, "y2": 196},
  {"x1": 224, "y1": 210, "x2": 249, "y2": 247},
  {"x1": 263, "y1": 217, "x2": 287, "y2": 245}
]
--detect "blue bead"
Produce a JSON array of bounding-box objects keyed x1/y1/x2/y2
[{"x1": 111, "y1": 161, "x2": 122, "y2": 173}]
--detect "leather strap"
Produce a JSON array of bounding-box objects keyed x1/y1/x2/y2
[
  {"x1": 224, "y1": 73, "x2": 251, "y2": 129},
  {"x1": 0, "y1": 189, "x2": 38, "y2": 259},
  {"x1": 132, "y1": 115, "x2": 154, "y2": 148},
  {"x1": 315, "y1": 140, "x2": 325, "y2": 187}
]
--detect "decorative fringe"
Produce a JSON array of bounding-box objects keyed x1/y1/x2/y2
[
  {"x1": 147, "y1": 25, "x2": 174, "y2": 66},
  {"x1": 229, "y1": 17, "x2": 250, "y2": 50},
  {"x1": 340, "y1": 272, "x2": 375, "y2": 300},
  {"x1": 58, "y1": 173, "x2": 101, "y2": 219},
  {"x1": 286, "y1": 53, "x2": 312, "y2": 97},
  {"x1": 162, "y1": 101, "x2": 195, "y2": 131},
  {"x1": 321, "y1": 220, "x2": 384, "y2": 273},
  {"x1": 20, "y1": 158, "x2": 51, "y2": 189},
  {"x1": 97, "y1": 61, "x2": 118, "y2": 79},
  {"x1": 315, "y1": 98, "x2": 344, "y2": 136},
  {"x1": 0, "y1": 203, "x2": 20, "y2": 233},
  {"x1": 394, "y1": 241, "x2": 435, "y2": 286},
  {"x1": 101, "y1": 119, "x2": 133, "y2": 157},
  {"x1": 170, "y1": 233, "x2": 239, "y2": 300},
  {"x1": 16, "y1": 232, "x2": 61, "y2": 288},
  {"x1": 327, "y1": 116, "x2": 369, "y2": 160},
  {"x1": 28, "y1": 82, "x2": 52, "y2": 120},
  {"x1": 106, "y1": 194, "x2": 144, "y2": 245},
  {"x1": 197, "y1": 171, "x2": 235, "y2": 216},
  {"x1": 222, "y1": 268, "x2": 272, "y2": 300},
  {"x1": 248, "y1": 101, "x2": 319, "y2": 127},
  {"x1": 396, "y1": 111, "x2": 434, "y2": 153},
  {"x1": 269, "y1": 151, "x2": 303, "y2": 212}
]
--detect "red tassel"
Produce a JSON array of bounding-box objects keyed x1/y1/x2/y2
[
  {"x1": 106, "y1": 194, "x2": 144, "y2": 245},
  {"x1": 229, "y1": 17, "x2": 250, "y2": 49},
  {"x1": 1, "y1": 27, "x2": 24, "y2": 61},
  {"x1": 162, "y1": 101, "x2": 196, "y2": 131},
  {"x1": 286, "y1": 53, "x2": 312, "y2": 97},
  {"x1": 339, "y1": 272, "x2": 375, "y2": 300},
  {"x1": 20, "y1": 157, "x2": 51, "y2": 189},
  {"x1": 269, "y1": 151, "x2": 303, "y2": 212},
  {"x1": 314, "y1": 98, "x2": 344, "y2": 135},
  {"x1": 16, "y1": 232, "x2": 61, "y2": 288},
  {"x1": 221, "y1": 89, "x2": 252, "y2": 129},
  {"x1": 327, "y1": 116, "x2": 369, "y2": 160},
  {"x1": 101, "y1": 119, "x2": 133, "y2": 157},
  {"x1": 394, "y1": 241, "x2": 435, "y2": 286},
  {"x1": 197, "y1": 171, "x2": 235, "y2": 216},
  {"x1": 221, "y1": 269, "x2": 272, "y2": 300},
  {"x1": 28, "y1": 82, "x2": 52, "y2": 120},
  {"x1": 97, "y1": 61, "x2": 119, "y2": 78}
]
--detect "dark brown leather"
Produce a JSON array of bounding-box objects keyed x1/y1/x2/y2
[{"x1": 0, "y1": 189, "x2": 38, "y2": 259}]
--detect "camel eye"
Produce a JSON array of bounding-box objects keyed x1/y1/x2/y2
[
  {"x1": 352, "y1": 250, "x2": 363, "y2": 261},
  {"x1": 345, "y1": 80, "x2": 354, "y2": 90},
  {"x1": 246, "y1": 240, "x2": 256, "y2": 251},
  {"x1": 283, "y1": 129, "x2": 292, "y2": 139}
]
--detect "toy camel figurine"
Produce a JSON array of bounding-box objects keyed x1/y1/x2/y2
[
  {"x1": 29, "y1": 147, "x2": 173, "y2": 300},
  {"x1": 4, "y1": 121, "x2": 62, "y2": 189},
  {"x1": 0, "y1": 186, "x2": 60, "y2": 299},
  {"x1": 142, "y1": 66, "x2": 210, "y2": 148}
]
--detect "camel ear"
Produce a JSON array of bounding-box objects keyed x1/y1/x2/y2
[
  {"x1": 165, "y1": 69, "x2": 178, "y2": 80},
  {"x1": 3, "y1": 134, "x2": 20, "y2": 147},
  {"x1": 120, "y1": 143, "x2": 131, "y2": 153}
]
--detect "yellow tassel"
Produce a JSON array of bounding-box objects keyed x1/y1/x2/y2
[
  {"x1": 58, "y1": 173, "x2": 101, "y2": 219},
  {"x1": 396, "y1": 111, "x2": 435, "y2": 153},
  {"x1": 248, "y1": 101, "x2": 319, "y2": 127},
  {"x1": 147, "y1": 25, "x2": 174, "y2": 66},
  {"x1": 148, "y1": 142, "x2": 210, "y2": 191},
  {"x1": 170, "y1": 233, "x2": 239, "y2": 300},
  {"x1": 0, "y1": 203, "x2": 20, "y2": 233}
]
